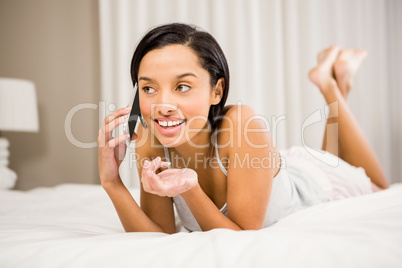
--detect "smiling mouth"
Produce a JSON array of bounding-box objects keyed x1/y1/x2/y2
[{"x1": 154, "y1": 119, "x2": 186, "y2": 129}]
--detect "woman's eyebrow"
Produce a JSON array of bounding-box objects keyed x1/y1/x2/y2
[
  {"x1": 138, "y1": 73, "x2": 197, "y2": 82},
  {"x1": 177, "y1": 73, "x2": 197, "y2": 79},
  {"x1": 138, "y1": 76, "x2": 154, "y2": 82}
]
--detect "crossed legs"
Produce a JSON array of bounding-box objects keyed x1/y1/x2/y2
[{"x1": 308, "y1": 45, "x2": 389, "y2": 190}]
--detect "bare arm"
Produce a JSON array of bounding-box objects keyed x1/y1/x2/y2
[
  {"x1": 103, "y1": 179, "x2": 173, "y2": 233},
  {"x1": 98, "y1": 108, "x2": 175, "y2": 233},
  {"x1": 180, "y1": 184, "x2": 243, "y2": 231},
  {"x1": 182, "y1": 105, "x2": 277, "y2": 230},
  {"x1": 154, "y1": 105, "x2": 277, "y2": 231}
]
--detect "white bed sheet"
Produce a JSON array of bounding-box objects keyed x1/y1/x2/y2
[{"x1": 1, "y1": 183, "x2": 402, "y2": 268}]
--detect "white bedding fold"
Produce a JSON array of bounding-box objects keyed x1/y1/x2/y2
[{"x1": 1, "y1": 183, "x2": 401, "y2": 268}]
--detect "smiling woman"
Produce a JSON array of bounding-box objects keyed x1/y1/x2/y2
[
  {"x1": 97, "y1": 23, "x2": 389, "y2": 233},
  {"x1": 138, "y1": 44, "x2": 222, "y2": 147}
]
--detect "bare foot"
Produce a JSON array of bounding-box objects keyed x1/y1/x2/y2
[
  {"x1": 308, "y1": 45, "x2": 340, "y2": 96},
  {"x1": 333, "y1": 49, "x2": 367, "y2": 99}
]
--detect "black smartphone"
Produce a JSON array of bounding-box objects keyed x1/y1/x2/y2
[{"x1": 123, "y1": 84, "x2": 141, "y2": 146}]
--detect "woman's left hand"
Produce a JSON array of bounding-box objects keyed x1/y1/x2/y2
[{"x1": 141, "y1": 157, "x2": 198, "y2": 197}]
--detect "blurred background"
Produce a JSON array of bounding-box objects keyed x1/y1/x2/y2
[
  {"x1": 0, "y1": 0, "x2": 100, "y2": 190},
  {"x1": 0, "y1": 0, "x2": 400, "y2": 190}
]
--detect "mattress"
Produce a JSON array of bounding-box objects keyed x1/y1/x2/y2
[{"x1": 1, "y1": 183, "x2": 401, "y2": 268}]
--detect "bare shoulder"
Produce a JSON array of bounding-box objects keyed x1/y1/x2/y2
[
  {"x1": 219, "y1": 105, "x2": 258, "y2": 135},
  {"x1": 221, "y1": 104, "x2": 256, "y2": 121},
  {"x1": 218, "y1": 104, "x2": 273, "y2": 149},
  {"x1": 219, "y1": 105, "x2": 280, "y2": 229},
  {"x1": 217, "y1": 104, "x2": 280, "y2": 169}
]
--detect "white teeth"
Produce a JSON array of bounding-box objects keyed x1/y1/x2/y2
[{"x1": 157, "y1": 120, "x2": 184, "y2": 127}]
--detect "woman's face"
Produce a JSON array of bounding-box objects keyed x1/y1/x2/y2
[{"x1": 138, "y1": 44, "x2": 222, "y2": 148}]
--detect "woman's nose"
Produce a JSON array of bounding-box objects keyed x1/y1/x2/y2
[
  {"x1": 156, "y1": 103, "x2": 177, "y2": 116},
  {"x1": 155, "y1": 91, "x2": 177, "y2": 115}
]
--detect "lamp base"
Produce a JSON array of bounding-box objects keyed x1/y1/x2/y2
[{"x1": 0, "y1": 137, "x2": 17, "y2": 189}]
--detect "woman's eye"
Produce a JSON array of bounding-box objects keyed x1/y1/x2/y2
[
  {"x1": 177, "y1": 85, "x2": 190, "y2": 92},
  {"x1": 142, "y1": 87, "x2": 156, "y2": 94}
]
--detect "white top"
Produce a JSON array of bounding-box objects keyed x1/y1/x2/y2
[{"x1": 163, "y1": 137, "x2": 331, "y2": 232}]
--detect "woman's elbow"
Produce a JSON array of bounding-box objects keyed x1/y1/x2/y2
[{"x1": 238, "y1": 221, "x2": 264, "y2": 231}]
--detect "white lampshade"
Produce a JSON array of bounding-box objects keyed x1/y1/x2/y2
[{"x1": 0, "y1": 78, "x2": 39, "y2": 132}]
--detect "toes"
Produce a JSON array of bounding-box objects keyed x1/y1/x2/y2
[
  {"x1": 333, "y1": 48, "x2": 367, "y2": 99},
  {"x1": 310, "y1": 45, "x2": 340, "y2": 87},
  {"x1": 326, "y1": 45, "x2": 341, "y2": 63},
  {"x1": 317, "y1": 45, "x2": 340, "y2": 64},
  {"x1": 336, "y1": 49, "x2": 368, "y2": 63}
]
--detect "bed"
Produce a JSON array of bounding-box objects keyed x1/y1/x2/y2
[{"x1": 1, "y1": 183, "x2": 402, "y2": 268}]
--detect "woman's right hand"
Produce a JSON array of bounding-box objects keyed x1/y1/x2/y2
[{"x1": 98, "y1": 107, "x2": 136, "y2": 186}]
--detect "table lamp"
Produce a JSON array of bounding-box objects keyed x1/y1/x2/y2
[{"x1": 0, "y1": 78, "x2": 39, "y2": 189}]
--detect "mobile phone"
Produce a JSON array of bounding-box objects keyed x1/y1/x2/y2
[{"x1": 123, "y1": 84, "x2": 141, "y2": 146}]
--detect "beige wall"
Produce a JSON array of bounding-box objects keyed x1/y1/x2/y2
[{"x1": 0, "y1": 0, "x2": 100, "y2": 190}]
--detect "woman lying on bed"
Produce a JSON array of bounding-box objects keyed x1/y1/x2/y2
[{"x1": 97, "y1": 23, "x2": 389, "y2": 233}]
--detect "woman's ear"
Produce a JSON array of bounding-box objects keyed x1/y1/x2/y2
[{"x1": 211, "y1": 78, "x2": 224, "y2": 105}]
